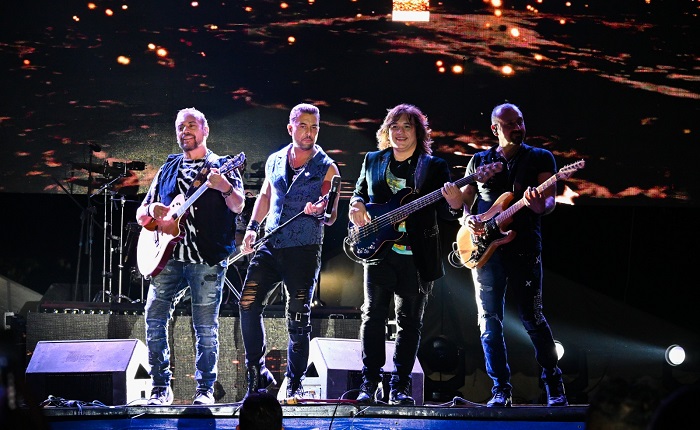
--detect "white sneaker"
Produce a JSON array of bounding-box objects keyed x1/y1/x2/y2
[
  {"x1": 193, "y1": 388, "x2": 215, "y2": 405},
  {"x1": 148, "y1": 386, "x2": 174, "y2": 405}
]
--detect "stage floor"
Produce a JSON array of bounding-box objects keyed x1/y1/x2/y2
[{"x1": 20, "y1": 402, "x2": 588, "y2": 430}]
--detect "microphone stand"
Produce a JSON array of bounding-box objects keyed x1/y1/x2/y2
[
  {"x1": 224, "y1": 194, "x2": 328, "y2": 302},
  {"x1": 52, "y1": 177, "x2": 103, "y2": 301}
]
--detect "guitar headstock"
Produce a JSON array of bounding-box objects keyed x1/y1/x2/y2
[
  {"x1": 556, "y1": 159, "x2": 585, "y2": 180},
  {"x1": 220, "y1": 152, "x2": 246, "y2": 175},
  {"x1": 475, "y1": 161, "x2": 504, "y2": 183}
]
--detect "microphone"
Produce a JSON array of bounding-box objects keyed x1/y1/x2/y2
[{"x1": 324, "y1": 175, "x2": 341, "y2": 223}]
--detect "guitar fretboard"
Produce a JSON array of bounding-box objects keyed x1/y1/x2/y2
[{"x1": 349, "y1": 170, "x2": 481, "y2": 242}]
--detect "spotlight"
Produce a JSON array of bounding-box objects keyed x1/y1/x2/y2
[
  {"x1": 554, "y1": 340, "x2": 565, "y2": 360},
  {"x1": 418, "y1": 336, "x2": 465, "y2": 402},
  {"x1": 665, "y1": 344, "x2": 685, "y2": 366}
]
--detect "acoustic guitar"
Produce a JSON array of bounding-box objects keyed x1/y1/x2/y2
[{"x1": 137, "y1": 152, "x2": 246, "y2": 277}]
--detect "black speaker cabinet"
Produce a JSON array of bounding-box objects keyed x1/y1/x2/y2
[
  {"x1": 25, "y1": 339, "x2": 150, "y2": 406},
  {"x1": 26, "y1": 312, "x2": 360, "y2": 403},
  {"x1": 303, "y1": 337, "x2": 424, "y2": 404}
]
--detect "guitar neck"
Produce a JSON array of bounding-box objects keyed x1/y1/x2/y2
[
  {"x1": 494, "y1": 174, "x2": 559, "y2": 224},
  {"x1": 175, "y1": 183, "x2": 210, "y2": 219},
  {"x1": 172, "y1": 152, "x2": 245, "y2": 219},
  {"x1": 381, "y1": 172, "x2": 476, "y2": 225}
]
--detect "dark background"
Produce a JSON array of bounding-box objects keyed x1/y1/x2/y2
[{"x1": 1, "y1": 0, "x2": 698, "y2": 403}]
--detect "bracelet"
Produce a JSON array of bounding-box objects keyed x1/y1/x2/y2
[
  {"x1": 221, "y1": 184, "x2": 234, "y2": 198},
  {"x1": 247, "y1": 220, "x2": 260, "y2": 234},
  {"x1": 448, "y1": 205, "x2": 463, "y2": 215},
  {"x1": 146, "y1": 203, "x2": 154, "y2": 218}
]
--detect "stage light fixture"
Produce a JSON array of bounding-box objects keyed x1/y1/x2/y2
[
  {"x1": 418, "y1": 336, "x2": 465, "y2": 402},
  {"x1": 554, "y1": 340, "x2": 565, "y2": 360},
  {"x1": 665, "y1": 344, "x2": 686, "y2": 366}
]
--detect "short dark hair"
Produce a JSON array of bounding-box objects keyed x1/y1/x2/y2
[{"x1": 238, "y1": 392, "x2": 283, "y2": 430}]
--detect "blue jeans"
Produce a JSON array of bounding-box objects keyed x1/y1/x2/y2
[
  {"x1": 239, "y1": 244, "x2": 321, "y2": 381},
  {"x1": 145, "y1": 259, "x2": 225, "y2": 390},
  {"x1": 471, "y1": 249, "x2": 560, "y2": 392},
  {"x1": 361, "y1": 250, "x2": 429, "y2": 386}
]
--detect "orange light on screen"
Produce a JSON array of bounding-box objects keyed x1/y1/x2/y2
[
  {"x1": 87, "y1": 3, "x2": 96, "y2": 10},
  {"x1": 438, "y1": 67, "x2": 445, "y2": 73},
  {"x1": 23, "y1": 59, "x2": 30, "y2": 66},
  {"x1": 494, "y1": 9, "x2": 502, "y2": 17},
  {"x1": 72, "y1": 15, "x2": 80, "y2": 22},
  {"x1": 452, "y1": 65, "x2": 463, "y2": 74},
  {"x1": 560, "y1": 19, "x2": 566, "y2": 24},
  {"x1": 122, "y1": 5, "x2": 128, "y2": 10},
  {"x1": 501, "y1": 65, "x2": 514, "y2": 75},
  {"x1": 281, "y1": 2, "x2": 289, "y2": 9},
  {"x1": 245, "y1": 6, "x2": 253, "y2": 12},
  {"x1": 156, "y1": 48, "x2": 168, "y2": 57},
  {"x1": 435, "y1": 60, "x2": 443, "y2": 67},
  {"x1": 147, "y1": 43, "x2": 156, "y2": 50},
  {"x1": 510, "y1": 28, "x2": 520, "y2": 37},
  {"x1": 117, "y1": 56, "x2": 131, "y2": 65},
  {"x1": 491, "y1": 0, "x2": 502, "y2": 7},
  {"x1": 534, "y1": 54, "x2": 543, "y2": 61},
  {"x1": 287, "y1": 36, "x2": 296, "y2": 44},
  {"x1": 191, "y1": 1, "x2": 199, "y2": 7},
  {"x1": 105, "y1": 9, "x2": 113, "y2": 16},
  {"x1": 392, "y1": 0, "x2": 430, "y2": 22}
]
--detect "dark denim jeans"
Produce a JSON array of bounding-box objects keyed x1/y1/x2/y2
[
  {"x1": 239, "y1": 244, "x2": 321, "y2": 381},
  {"x1": 145, "y1": 259, "x2": 225, "y2": 390},
  {"x1": 361, "y1": 250, "x2": 429, "y2": 386},
  {"x1": 471, "y1": 249, "x2": 560, "y2": 392}
]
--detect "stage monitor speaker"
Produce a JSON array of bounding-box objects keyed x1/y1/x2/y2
[
  {"x1": 303, "y1": 337, "x2": 424, "y2": 405},
  {"x1": 25, "y1": 338, "x2": 150, "y2": 406}
]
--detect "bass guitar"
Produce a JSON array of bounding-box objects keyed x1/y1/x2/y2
[
  {"x1": 137, "y1": 152, "x2": 246, "y2": 277},
  {"x1": 343, "y1": 161, "x2": 503, "y2": 264},
  {"x1": 454, "y1": 159, "x2": 585, "y2": 269}
]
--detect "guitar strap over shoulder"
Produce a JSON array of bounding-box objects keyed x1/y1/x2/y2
[{"x1": 184, "y1": 151, "x2": 217, "y2": 199}]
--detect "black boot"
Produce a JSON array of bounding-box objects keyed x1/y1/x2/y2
[
  {"x1": 545, "y1": 380, "x2": 568, "y2": 406},
  {"x1": 244, "y1": 364, "x2": 277, "y2": 400},
  {"x1": 542, "y1": 367, "x2": 568, "y2": 406},
  {"x1": 389, "y1": 376, "x2": 415, "y2": 406},
  {"x1": 356, "y1": 379, "x2": 380, "y2": 405}
]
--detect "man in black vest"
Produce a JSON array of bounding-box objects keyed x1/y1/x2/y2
[{"x1": 136, "y1": 107, "x2": 245, "y2": 405}]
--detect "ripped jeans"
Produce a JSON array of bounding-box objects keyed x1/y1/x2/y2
[
  {"x1": 239, "y1": 244, "x2": 321, "y2": 382},
  {"x1": 145, "y1": 259, "x2": 225, "y2": 390},
  {"x1": 471, "y1": 249, "x2": 560, "y2": 392}
]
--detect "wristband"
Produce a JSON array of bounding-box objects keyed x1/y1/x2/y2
[
  {"x1": 221, "y1": 184, "x2": 234, "y2": 198},
  {"x1": 247, "y1": 220, "x2": 260, "y2": 234},
  {"x1": 146, "y1": 203, "x2": 154, "y2": 218}
]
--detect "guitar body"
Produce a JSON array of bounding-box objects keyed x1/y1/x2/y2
[
  {"x1": 136, "y1": 194, "x2": 187, "y2": 277},
  {"x1": 455, "y1": 191, "x2": 516, "y2": 269},
  {"x1": 343, "y1": 188, "x2": 413, "y2": 263},
  {"x1": 455, "y1": 159, "x2": 586, "y2": 269}
]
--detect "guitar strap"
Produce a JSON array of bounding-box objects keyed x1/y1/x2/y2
[{"x1": 184, "y1": 151, "x2": 217, "y2": 199}]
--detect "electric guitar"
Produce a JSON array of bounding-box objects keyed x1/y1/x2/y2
[
  {"x1": 454, "y1": 159, "x2": 585, "y2": 269},
  {"x1": 343, "y1": 161, "x2": 503, "y2": 264},
  {"x1": 136, "y1": 152, "x2": 246, "y2": 277}
]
